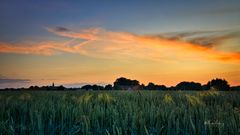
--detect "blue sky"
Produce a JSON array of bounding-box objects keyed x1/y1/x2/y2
[{"x1": 1, "y1": 0, "x2": 239, "y2": 41}]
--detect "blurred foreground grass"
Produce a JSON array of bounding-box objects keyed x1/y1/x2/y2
[{"x1": 0, "y1": 90, "x2": 239, "y2": 135}]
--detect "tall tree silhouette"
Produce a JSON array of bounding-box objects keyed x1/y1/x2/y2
[
  {"x1": 206, "y1": 78, "x2": 230, "y2": 91},
  {"x1": 113, "y1": 77, "x2": 140, "y2": 90}
]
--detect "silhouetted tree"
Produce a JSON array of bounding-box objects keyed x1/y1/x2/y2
[
  {"x1": 92, "y1": 84, "x2": 104, "y2": 90},
  {"x1": 105, "y1": 84, "x2": 113, "y2": 90},
  {"x1": 146, "y1": 82, "x2": 156, "y2": 90},
  {"x1": 176, "y1": 81, "x2": 202, "y2": 90},
  {"x1": 29, "y1": 86, "x2": 40, "y2": 90},
  {"x1": 46, "y1": 86, "x2": 52, "y2": 91},
  {"x1": 81, "y1": 84, "x2": 104, "y2": 90},
  {"x1": 139, "y1": 84, "x2": 145, "y2": 90},
  {"x1": 201, "y1": 84, "x2": 208, "y2": 90},
  {"x1": 113, "y1": 77, "x2": 140, "y2": 90},
  {"x1": 168, "y1": 86, "x2": 176, "y2": 90},
  {"x1": 145, "y1": 82, "x2": 167, "y2": 90},
  {"x1": 156, "y1": 85, "x2": 167, "y2": 90},
  {"x1": 81, "y1": 85, "x2": 92, "y2": 90},
  {"x1": 206, "y1": 78, "x2": 230, "y2": 91},
  {"x1": 58, "y1": 85, "x2": 65, "y2": 90}
]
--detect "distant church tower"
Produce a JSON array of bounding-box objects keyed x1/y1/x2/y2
[{"x1": 52, "y1": 82, "x2": 55, "y2": 87}]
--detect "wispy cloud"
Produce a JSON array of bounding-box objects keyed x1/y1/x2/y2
[
  {"x1": 54, "y1": 26, "x2": 70, "y2": 32},
  {"x1": 46, "y1": 27, "x2": 102, "y2": 40},
  {"x1": 0, "y1": 75, "x2": 30, "y2": 84},
  {"x1": 0, "y1": 40, "x2": 88, "y2": 55},
  {"x1": 0, "y1": 27, "x2": 239, "y2": 62},
  {"x1": 160, "y1": 30, "x2": 239, "y2": 47}
]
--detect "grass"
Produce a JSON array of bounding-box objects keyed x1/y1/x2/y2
[{"x1": 0, "y1": 90, "x2": 239, "y2": 135}]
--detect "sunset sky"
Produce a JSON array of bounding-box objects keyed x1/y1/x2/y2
[{"x1": 0, "y1": 0, "x2": 240, "y2": 88}]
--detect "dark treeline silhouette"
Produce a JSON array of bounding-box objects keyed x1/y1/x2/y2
[
  {"x1": 113, "y1": 77, "x2": 140, "y2": 90},
  {"x1": 2, "y1": 85, "x2": 66, "y2": 91},
  {"x1": 145, "y1": 82, "x2": 167, "y2": 90},
  {"x1": 1, "y1": 77, "x2": 239, "y2": 91},
  {"x1": 205, "y1": 78, "x2": 230, "y2": 91},
  {"x1": 81, "y1": 84, "x2": 104, "y2": 90},
  {"x1": 175, "y1": 82, "x2": 202, "y2": 91}
]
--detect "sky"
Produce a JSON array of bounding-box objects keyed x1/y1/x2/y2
[{"x1": 0, "y1": 0, "x2": 240, "y2": 88}]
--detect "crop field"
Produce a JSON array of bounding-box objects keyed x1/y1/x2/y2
[{"x1": 0, "y1": 90, "x2": 239, "y2": 135}]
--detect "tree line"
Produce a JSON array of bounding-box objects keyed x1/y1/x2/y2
[
  {"x1": 3, "y1": 77, "x2": 238, "y2": 91},
  {"x1": 100, "y1": 77, "x2": 237, "y2": 91}
]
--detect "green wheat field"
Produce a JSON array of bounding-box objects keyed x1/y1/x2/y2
[{"x1": 0, "y1": 91, "x2": 239, "y2": 135}]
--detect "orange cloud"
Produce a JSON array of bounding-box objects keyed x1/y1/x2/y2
[
  {"x1": 0, "y1": 27, "x2": 239, "y2": 62},
  {"x1": 0, "y1": 40, "x2": 90, "y2": 56}
]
